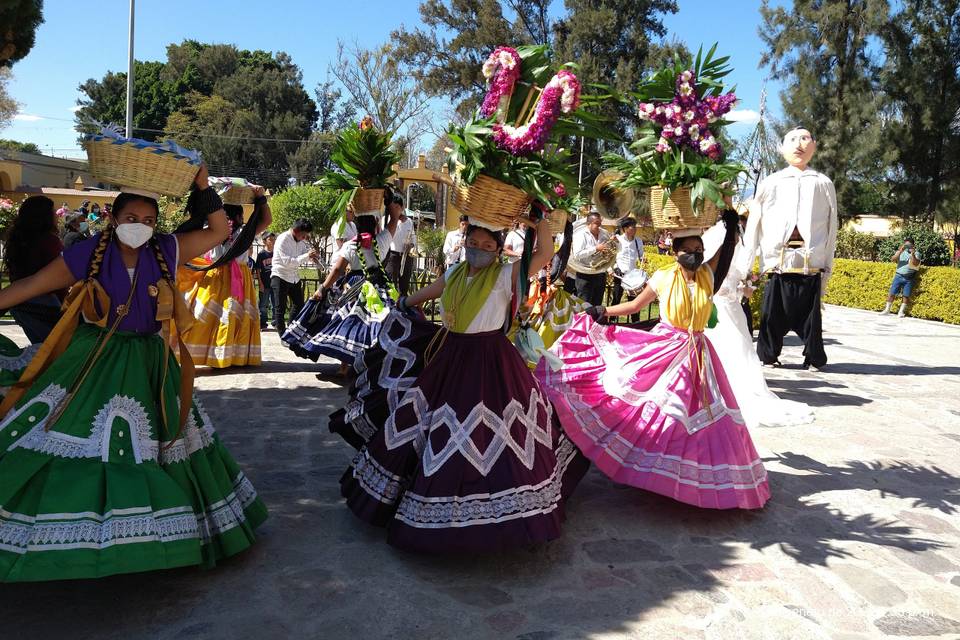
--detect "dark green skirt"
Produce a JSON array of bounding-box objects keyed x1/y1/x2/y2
[{"x1": 0, "y1": 325, "x2": 267, "y2": 582}]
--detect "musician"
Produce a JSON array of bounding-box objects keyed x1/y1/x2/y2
[
  {"x1": 741, "y1": 126, "x2": 838, "y2": 371},
  {"x1": 443, "y1": 215, "x2": 469, "y2": 267},
  {"x1": 571, "y1": 211, "x2": 611, "y2": 306},
  {"x1": 383, "y1": 192, "x2": 415, "y2": 295},
  {"x1": 610, "y1": 217, "x2": 644, "y2": 322}
]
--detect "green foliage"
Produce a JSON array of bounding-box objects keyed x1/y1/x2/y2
[
  {"x1": 835, "y1": 228, "x2": 880, "y2": 261},
  {"x1": 319, "y1": 119, "x2": 401, "y2": 216},
  {"x1": 0, "y1": 138, "x2": 39, "y2": 154},
  {"x1": 877, "y1": 225, "x2": 952, "y2": 266},
  {"x1": 416, "y1": 225, "x2": 448, "y2": 275},
  {"x1": 0, "y1": 68, "x2": 19, "y2": 130},
  {"x1": 267, "y1": 185, "x2": 340, "y2": 251},
  {"x1": 604, "y1": 45, "x2": 745, "y2": 209},
  {"x1": 0, "y1": 0, "x2": 44, "y2": 68},
  {"x1": 824, "y1": 258, "x2": 960, "y2": 323},
  {"x1": 0, "y1": 196, "x2": 20, "y2": 238}
]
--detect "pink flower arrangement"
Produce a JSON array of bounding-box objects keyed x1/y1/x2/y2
[
  {"x1": 492, "y1": 70, "x2": 581, "y2": 154},
  {"x1": 553, "y1": 183, "x2": 567, "y2": 198},
  {"x1": 637, "y1": 69, "x2": 737, "y2": 161},
  {"x1": 481, "y1": 47, "x2": 522, "y2": 119}
]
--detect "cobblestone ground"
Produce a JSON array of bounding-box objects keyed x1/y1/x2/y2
[{"x1": 1, "y1": 305, "x2": 959, "y2": 640}]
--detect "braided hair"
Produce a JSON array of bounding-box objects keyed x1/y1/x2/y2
[
  {"x1": 149, "y1": 236, "x2": 176, "y2": 286},
  {"x1": 86, "y1": 225, "x2": 114, "y2": 281}
]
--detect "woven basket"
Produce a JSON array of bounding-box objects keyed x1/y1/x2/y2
[
  {"x1": 451, "y1": 174, "x2": 531, "y2": 230},
  {"x1": 353, "y1": 187, "x2": 385, "y2": 215},
  {"x1": 221, "y1": 184, "x2": 256, "y2": 205},
  {"x1": 84, "y1": 137, "x2": 198, "y2": 197},
  {"x1": 649, "y1": 186, "x2": 718, "y2": 230},
  {"x1": 548, "y1": 209, "x2": 568, "y2": 235}
]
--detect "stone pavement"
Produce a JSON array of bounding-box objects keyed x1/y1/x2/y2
[{"x1": 1, "y1": 305, "x2": 959, "y2": 640}]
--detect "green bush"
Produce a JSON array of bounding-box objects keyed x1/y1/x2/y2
[
  {"x1": 878, "y1": 224, "x2": 951, "y2": 266},
  {"x1": 835, "y1": 228, "x2": 880, "y2": 261},
  {"x1": 416, "y1": 226, "x2": 447, "y2": 275},
  {"x1": 268, "y1": 185, "x2": 340, "y2": 251},
  {"x1": 824, "y1": 258, "x2": 960, "y2": 323}
]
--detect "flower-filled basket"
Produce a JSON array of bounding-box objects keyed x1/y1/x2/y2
[
  {"x1": 446, "y1": 45, "x2": 612, "y2": 231},
  {"x1": 604, "y1": 44, "x2": 744, "y2": 229},
  {"x1": 319, "y1": 116, "x2": 400, "y2": 218},
  {"x1": 210, "y1": 177, "x2": 257, "y2": 205}
]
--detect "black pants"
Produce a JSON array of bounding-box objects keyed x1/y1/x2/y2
[
  {"x1": 757, "y1": 273, "x2": 826, "y2": 368},
  {"x1": 575, "y1": 272, "x2": 607, "y2": 307},
  {"x1": 271, "y1": 276, "x2": 305, "y2": 336},
  {"x1": 384, "y1": 250, "x2": 413, "y2": 297},
  {"x1": 563, "y1": 275, "x2": 577, "y2": 295},
  {"x1": 609, "y1": 275, "x2": 641, "y2": 323},
  {"x1": 741, "y1": 298, "x2": 753, "y2": 336}
]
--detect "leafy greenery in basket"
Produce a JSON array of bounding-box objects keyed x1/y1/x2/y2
[
  {"x1": 447, "y1": 45, "x2": 618, "y2": 207},
  {"x1": 604, "y1": 44, "x2": 745, "y2": 213},
  {"x1": 319, "y1": 116, "x2": 400, "y2": 215}
]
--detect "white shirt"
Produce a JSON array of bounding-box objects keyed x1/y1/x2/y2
[
  {"x1": 615, "y1": 233, "x2": 643, "y2": 273},
  {"x1": 272, "y1": 229, "x2": 313, "y2": 284},
  {"x1": 334, "y1": 229, "x2": 390, "y2": 270},
  {"x1": 503, "y1": 229, "x2": 526, "y2": 264},
  {"x1": 443, "y1": 229, "x2": 467, "y2": 267},
  {"x1": 330, "y1": 220, "x2": 357, "y2": 242},
  {"x1": 439, "y1": 264, "x2": 514, "y2": 333},
  {"x1": 385, "y1": 217, "x2": 414, "y2": 253},
  {"x1": 741, "y1": 165, "x2": 838, "y2": 290},
  {"x1": 571, "y1": 227, "x2": 611, "y2": 272}
]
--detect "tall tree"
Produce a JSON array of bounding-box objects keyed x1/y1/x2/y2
[
  {"x1": 392, "y1": 0, "x2": 518, "y2": 116},
  {"x1": 759, "y1": 0, "x2": 891, "y2": 216},
  {"x1": 333, "y1": 41, "x2": 431, "y2": 135},
  {"x1": 1, "y1": 0, "x2": 44, "y2": 68},
  {"x1": 880, "y1": 0, "x2": 960, "y2": 224},
  {"x1": 287, "y1": 79, "x2": 357, "y2": 184},
  {"x1": 0, "y1": 69, "x2": 18, "y2": 130}
]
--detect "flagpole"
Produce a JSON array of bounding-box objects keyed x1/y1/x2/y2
[{"x1": 125, "y1": 0, "x2": 136, "y2": 137}]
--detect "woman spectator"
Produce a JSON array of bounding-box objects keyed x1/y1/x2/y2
[{"x1": 2, "y1": 196, "x2": 65, "y2": 343}]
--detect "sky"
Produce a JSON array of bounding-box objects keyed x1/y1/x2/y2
[{"x1": 3, "y1": 0, "x2": 786, "y2": 159}]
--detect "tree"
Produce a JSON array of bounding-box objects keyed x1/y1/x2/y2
[
  {"x1": 1, "y1": 0, "x2": 44, "y2": 68},
  {"x1": 0, "y1": 138, "x2": 39, "y2": 154},
  {"x1": 287, "y1": 79, "x2": 357, "y2": 184},
  {"x1": 759, "y1": 0, "x2": 891, "y2": 217},
  {"x1": 880, "y1": 0, "x2": 960, "y2": 223},
  {"x1": 0, "y1": 68, "x2": 19, "y2": 131},
  {"x1": 332, "y1": 41, "x2": 430, "y2": 136},
  {"x1": 267, "y1": 185, "x2": 341, "y2": 257},
  {"x1": 392, "y1": 0, "x2": 519, "y2": 116}
]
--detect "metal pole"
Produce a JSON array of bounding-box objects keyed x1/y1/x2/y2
[
  {"x1": 125, "y1": 0, "x2": 136, "y2": 137},
  {"x1": 577, "y1": 135, "x2": 585, "y2": 186}
]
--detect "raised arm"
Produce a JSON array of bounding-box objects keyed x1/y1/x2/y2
[
  {"x1": 253, "y1": 186, "x2": 272, "y2": 236},
  {"x1": 175, "y1": 164, "x2": 230, "y2": 263},
  {"x1": 0, "y1": 258, "x2": 77, "y2": 311},
  {"x1": 512, "y1": 217, "x2": 555, "y2": 282}
]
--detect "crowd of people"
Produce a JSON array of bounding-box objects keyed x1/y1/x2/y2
[{"x1": 0, "y1": 125, "x2": 933, "y2": 583}]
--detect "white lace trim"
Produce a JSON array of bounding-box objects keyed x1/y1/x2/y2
[
  {"x1": 385, "y1": 386, "x2": 553, "y2": 476},
  {"x1": 5, "y1": 389, "x2": 219, "y2": 464},
  {"x1": 0, "y1": 343, "x2": 41, "y2": 371},
  {"x1": 190, "y1": 295, "x2": 259, "y2": 326},
  {"x1": 350, "y1": 436, "x2": 579, "y2": 529},
  {"x1": 0, "y1": 472, "x2": 258, "y2": 554}
]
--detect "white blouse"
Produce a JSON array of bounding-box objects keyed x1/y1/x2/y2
[
  {"x1": 439, "y1": 264, "x2": 514, "y2": 333},
  {"x1": 334, "y1": 230, "x2": 390, "y2": 270}
]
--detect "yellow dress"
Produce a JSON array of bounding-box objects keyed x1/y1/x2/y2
[
  {"x1": 177, "y1": 256, "x2": 262, "y2": 367},
  {"x1": 511, "y1": 280, "x2": 589, "y2": 369}
]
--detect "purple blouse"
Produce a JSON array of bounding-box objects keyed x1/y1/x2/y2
[{"x1": 63, "y1": 232, "x2": 179, "y2": 335}]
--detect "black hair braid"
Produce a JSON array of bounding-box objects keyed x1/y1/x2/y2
[
  {"x1": 87, "y1": 226, "x2": 114, "y2": 280},
  {"x1": 149, "y1": 236, "x2": 175, "y2": 285}
]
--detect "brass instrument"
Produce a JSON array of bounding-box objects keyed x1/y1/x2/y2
[{"x1": 592, "y1": 170, "x2": 636, "y2": 220}]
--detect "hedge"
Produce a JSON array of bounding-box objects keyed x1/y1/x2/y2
[{"x1": 643, "y1": 247, "x2": 960, "y2": 325}]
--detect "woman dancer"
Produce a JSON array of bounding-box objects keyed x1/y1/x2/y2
[
  {"x1": 2, "y1": 196, "x2": 65, "y2": 343},
  {"x1": 0, "y1": 166, "x2": 267, "y2": 582},
  {"x1": 178, "y1": 193, "x2": 271, "y2": 367},
  {"x1": 283, "y1": 198, "x2": 395, "y2": 370},
  {"x1": 537, "y1": 209, "x2": 770, "y2": 510},
  {"x1": 702, "y1": 224, "x2": 814, "y2": 428},
  {"x1": 339, "y1": 213, "x2": 588, "y2": 552}
]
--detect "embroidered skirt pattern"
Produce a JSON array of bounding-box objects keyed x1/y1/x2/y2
[
  {"x1": 0, "y1": 326, "x2": 267, "y2": 582},
  {"x1": 537, "y1": 314, "x2": 770, "y2": 510}
]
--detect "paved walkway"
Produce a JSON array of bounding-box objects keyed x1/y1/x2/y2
[{"x1": 1, "y1": 305, "x2": 959, "y2": 639}]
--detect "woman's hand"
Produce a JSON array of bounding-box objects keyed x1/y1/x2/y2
[{"x1": 251, "y1": 184, "x2": 265, "y2": 199}]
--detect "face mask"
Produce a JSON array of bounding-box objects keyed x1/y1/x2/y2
[
  {"x1": 465, "y1": 246, "x2": 497, "y2": 269},
  {"x1": 115, "y1": 222, "x2": 154, "y2": 249},
  {"x1": 79, "y1": 222, "x2": 89, "y2": 233},
  {"x1": 677, "y1": 251, "x2": 704, "y2": 271}
]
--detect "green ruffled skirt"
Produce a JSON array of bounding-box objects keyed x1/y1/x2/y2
[{"x1": 0, "y1": 325, "x2": 267, "y2": 582}]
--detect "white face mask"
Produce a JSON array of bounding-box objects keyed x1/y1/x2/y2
[{"x1": 115, "y1": 222, "x2": 154, "y2": 248}]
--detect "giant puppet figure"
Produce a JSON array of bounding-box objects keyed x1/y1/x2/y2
[{"x1": 741, "y1": 127, "x2": 838, "y2": 371}]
